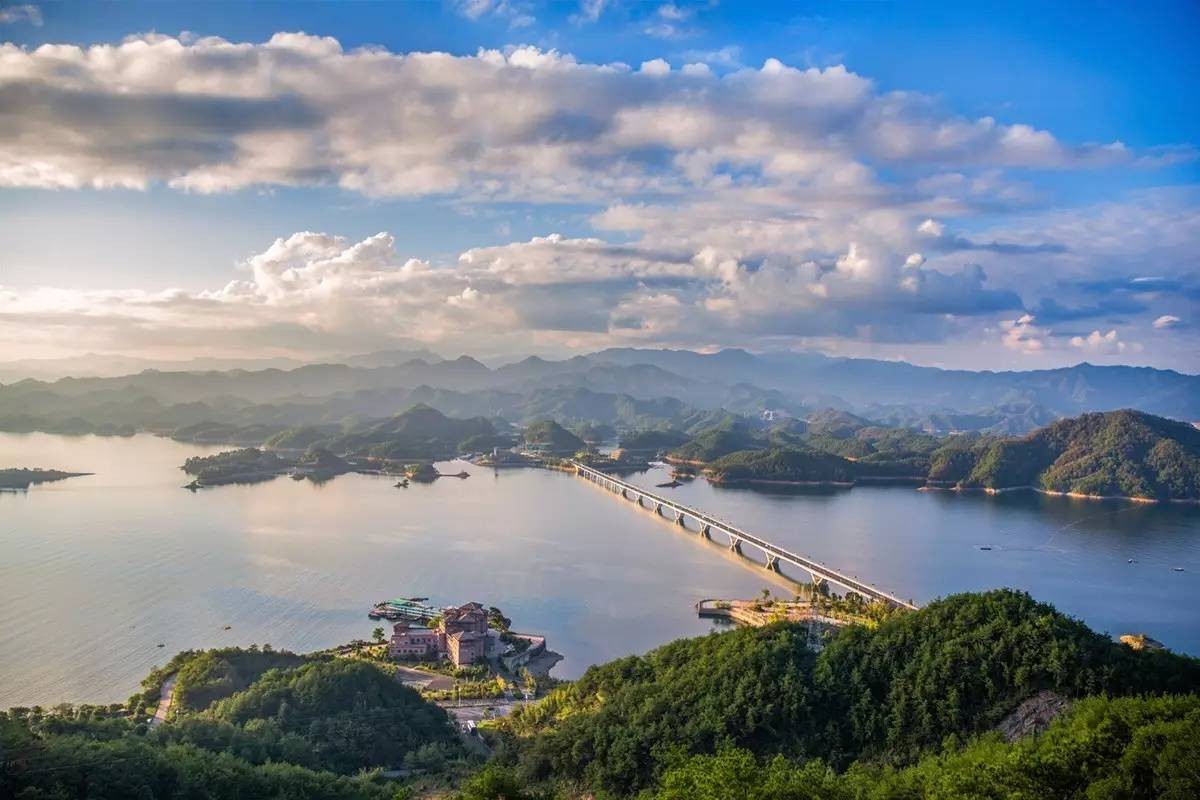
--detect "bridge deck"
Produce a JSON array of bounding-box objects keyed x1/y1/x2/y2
[{"x1": 572, "y1": 461, "x2": 917, "y2": 610}]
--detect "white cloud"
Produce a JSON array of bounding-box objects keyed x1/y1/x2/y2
[
  {"x1": 656, "y1": 3, "x2": 692, "y2": 22},
  {"x1": 1070, "y1": 329, "x2": 1128, "y2": 354},
  {"x1": 571, "y1": 0, "x2": 609, "y2": 24},
  {"x1": 639, "y1": 58, "x2": 671, "y2": 76},
  {"x1": 1153, "y1": 314, "x2": 1181, "y2": 329},
  {"x1": 1001, "y1": 314, "x2": 1045, "y2": 353},
  {"x1": 917, "y1": 219, "x2": 945, "y2": 237},
  {"x1": 454, "y1": 0, "x2": 534, "y2": 27},
  {"x1": 0, "y1": 4, "x2": 41, "y2": 25},
  {"x1": 0, "y1": 222, "x2": 1027, "y2": 359},
  {"x1": 0, "y1": 34, "x2": 1157, "y2": 200},
  {"x1": 0, "y1": 33, "x2": 1194, "y2": 368}
]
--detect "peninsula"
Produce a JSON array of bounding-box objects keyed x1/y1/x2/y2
[{"x1": 0, "y1": 467, "x2": 91, "y2": 490}]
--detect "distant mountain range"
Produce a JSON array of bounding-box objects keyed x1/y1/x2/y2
[{"x1": 0, "y1": 348, "x2": 1195, "y2": 440}]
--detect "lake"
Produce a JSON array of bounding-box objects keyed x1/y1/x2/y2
[{"x1": 2, "y1": 432, "x2": 1198, "y2": 708}]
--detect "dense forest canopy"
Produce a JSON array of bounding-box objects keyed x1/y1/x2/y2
[
  {"x1": 489, "y1": 590, "x2": 1200, "y2": 796},
  {"x1": 670, "y1": 409, "x2": 1200, "y2": 501},
  {"x1": 4, "y1": 591, "x2": 1200, "y2": 799}
]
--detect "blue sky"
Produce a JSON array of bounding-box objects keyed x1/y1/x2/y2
[{"x1": 0, "y1": 0, "x2": 1196, "y2": 369}]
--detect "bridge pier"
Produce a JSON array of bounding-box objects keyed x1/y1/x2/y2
[{"x1": 569, "y1": 461, "x2": 916, "y2": 611}]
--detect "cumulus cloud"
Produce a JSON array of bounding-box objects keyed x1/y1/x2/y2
[
  {"x1": 0, "y1": 223, "x2": 1028, "y2": 358},
  {"x1": 1070, "y1": 329, "x2": 1128, "y2": 354},
  {"x1": 1000, "y1": 314, "x2": 1046, "y2": 354},
  {"x1": 0, "y1": 33, "x2": 1194, "y2": 367},
  {"x1": 0, "y1": 33, "x2": 1159, "y2": 198},
  {"x1": 1153, "y1": 314, "x2": 1181, "y2": 329}
]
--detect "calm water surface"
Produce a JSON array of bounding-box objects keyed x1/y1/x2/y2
[{"x1": 2, "y1": 432, "x2": 1198, "y2": 707}]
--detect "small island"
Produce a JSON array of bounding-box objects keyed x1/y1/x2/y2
[
  {"x1": 0, "y1": 467, "x2": 91, "y2": 490},
  {"x1": 181, "y1": 448, "x2": 293, "y2": 488}
]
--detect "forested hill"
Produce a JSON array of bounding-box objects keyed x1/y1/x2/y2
[
  {"x1": 4, "y1": 591, "x2": 1200, "y2": 798},
  {"x1": 957, "y1": 409, "x2": 1200, "y2": 499},
  {"x1": 1, "y1": 647, "x2": 462, "y2": 799},
  {"x1": 485, "y1": 590, "x2": 1200, "y2": 798},
  {"x1": 682, "y1": 409, "x2": 1200, "y2": 501}
]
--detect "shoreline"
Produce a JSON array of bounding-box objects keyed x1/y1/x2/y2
[
  {"x1": 918, "y1": 483, "x2": 1197, "y2": 506},
  {"x1": 698, "y1": 472, "x2": 1194, "y2": 505}
]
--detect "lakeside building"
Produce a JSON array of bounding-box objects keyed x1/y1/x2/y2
[
  {"x1": 388, "y1": 601, "x2": 500, "y2": 667},
  {"x1": 387, "y1": 623, "x2": 441, "y2": 659}
]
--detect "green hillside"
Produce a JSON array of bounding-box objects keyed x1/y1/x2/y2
[
  {"x1": 667, "y1": 410, "x2": 1200, "y2": 501},
  {"x1": 668, "y1": 417, "x2": 761, "y2": 461},
  {"x1": 706, "y1": 446, "x2": 856, "y2": 484},
  {"x1": 491, "y1": 590, "x2": 1200, "y2": 796},
  {"x1": 963, "y1": 409, "x2": 1200, "y2": 499},
  {"x1": 522, "y1": 419, "x2": 585, "y2": 454}
]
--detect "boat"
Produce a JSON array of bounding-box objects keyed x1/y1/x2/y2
[
  {"x1": 978, "y1": 546, "x2": 992, "y2": 551},
  {"x1": 368, "y1": 597, "x2": 438, "y2": 621},
  {"x1": 395, "y1": 479, "x2": 409, "y2": 488},
  {"x1": 1174, "y1": 567, "x2": 1185, "y2": 572},
  {"x1": 223, "y1": 625, "x2": 232, "y2": 630}
]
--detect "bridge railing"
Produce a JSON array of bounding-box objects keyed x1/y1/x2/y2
[{"x1": 571, "y1": 461, "x2": 916, "y2": 610}]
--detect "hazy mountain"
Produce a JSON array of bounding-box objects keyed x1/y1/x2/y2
[
  {"x1": 1, "y1": 349, "x2": 1195, "y2": 439},
  {"x1": 338, "y1": 348, "x2": 444, "y2": 368},
  {"x1": 588, "y1": 348, "x2": 1200, "y2": 421},
  {"x1": 0, "y1": 353, "x2": 307, "y2": 383}
]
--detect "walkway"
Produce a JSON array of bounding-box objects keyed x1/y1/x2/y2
[{"x1": 149, "y1": 673, "x2": 176, "y2": 727}]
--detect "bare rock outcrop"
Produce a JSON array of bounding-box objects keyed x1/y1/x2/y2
[{"x1": 996, "y1": 690, "x2": 1070, "y2": 742}]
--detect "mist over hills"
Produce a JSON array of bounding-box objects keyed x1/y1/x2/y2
[{"x1": 0, "y1": 348, "x2": 1195, "y2": 441}]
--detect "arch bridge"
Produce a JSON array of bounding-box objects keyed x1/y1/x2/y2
[{"x1": 572, "y1": 461, "x2": 917, "y2": 610}]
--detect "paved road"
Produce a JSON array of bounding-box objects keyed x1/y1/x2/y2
[{"x1": 149, "y1": 674, "x2": 176, "y2": 727}]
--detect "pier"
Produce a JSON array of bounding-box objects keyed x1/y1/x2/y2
[{"x1": 572, "y1": 461, "x2": 918, "y2": 610}]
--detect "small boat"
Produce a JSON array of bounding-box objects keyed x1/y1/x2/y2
[
  {"x1": 978, "y1": 546, "x2": 992, "y2": 551},
  {"x1": 395, "y1": 479, "x2": 409, "y2": 488},
  {"x1": 222, "y1": 625, "x2": 232, "y2": 630},
  {"x1": 1174, "y1": 567, "x2": 1185, "y2": 572},
  {"x1": 656, "y1": 480, "x2": 682, "y2": 488},
  {"x1": 157, "y1": 643, "x2": 165, "y2": 648},
  {"x1": 1128, "y1": 559, "x2": 1136, "y2": 563}
]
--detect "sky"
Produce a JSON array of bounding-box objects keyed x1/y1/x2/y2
[{"x1": 0, "y1": 0, "x2": 1197, "y2": 371}]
